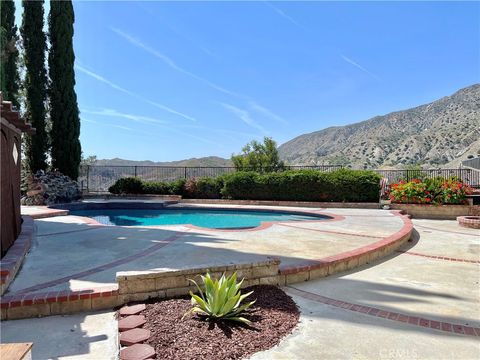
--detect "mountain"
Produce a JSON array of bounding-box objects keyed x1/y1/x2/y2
[
  {"x1": 279, "y1": 84, "x2": 480, "y2": 169},
  {"x1": 94, "y1": 156, "x2": 232, "y2": 167}
]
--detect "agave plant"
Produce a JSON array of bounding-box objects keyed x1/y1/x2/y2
[{"x1": 183, "y1": 272, "x2": 256, "y2": 324}]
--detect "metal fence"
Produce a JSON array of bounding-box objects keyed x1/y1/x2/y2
[
  {"x1": 374, "y1": 168, "x2": 480, "y2": 187},
  {"x1": 78, "y1": 165, "x2": 343, "y2": 193},
  {"x1": 79, "y1": 165, "x2": 480, "y2": 193}
]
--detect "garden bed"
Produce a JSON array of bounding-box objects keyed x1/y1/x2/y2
[
  {"x1": 390, "y1": 203, "x2": 473, "y2": 220},
  {"x1": 138, "y1": 285, "x2": 299, "y2": 360}
]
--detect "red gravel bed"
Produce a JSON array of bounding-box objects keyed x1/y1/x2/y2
[{"x1": 140, "y1": 285, "x2": 299, "y2": 359}]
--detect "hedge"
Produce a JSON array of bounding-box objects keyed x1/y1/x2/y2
[
  {"x1": 108, "y1": 169, "x2": 381, "y2": 202},
  {"x1": 221, "y1": 169, "x2": 381, "y2": 202}
]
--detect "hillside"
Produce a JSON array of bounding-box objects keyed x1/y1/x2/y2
[
  {"x1": 279, "y1": 84, "x2": 480, "y2": 169},
  {"x1": 94, "y1": 156, "x2": 232, "y2": 167}
]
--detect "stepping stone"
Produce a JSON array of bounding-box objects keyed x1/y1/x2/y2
[
  {"x1": 120, "y1": 328, "x2": 151, "y2": 346},
  {"x1": 120, "y1": 344, "x2": 155, "y2": 360},
  {"x1": 118, "y1": 315, "x2": 146, "y2": 331},
  {"x1": 120, "y1": 304, "x2": 146, "y2": 316}
]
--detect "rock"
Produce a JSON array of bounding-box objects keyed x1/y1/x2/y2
[{"x1": 21, "y1": 170, "x2": 81, "y2": 205}]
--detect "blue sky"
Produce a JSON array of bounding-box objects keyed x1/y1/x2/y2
[{"x1": 17, "y1": 1, "x2": 480, "y2": 161}]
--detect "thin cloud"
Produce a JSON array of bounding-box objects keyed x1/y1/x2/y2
[
  {"x1": 75, "y1": 64, "x2": 196, "y2": 122},
  {"x1": 137, "y1": 3, "x2": 215, "y2": 57},
  {"x1": 81, "y1": 108, "x2": 167, "y2": 125},
  {"x1": 220, "y1": 103, "x2": 268, "y2": 134},
  {"x1": 248, "y1": 101, "x2": 288, "y2": 125},
  {"x1": 83, "y1": 108, "x2": 217, "y2": 145},
  {"x1": 81, "y1": 117, "x2": 135, "y2": 132},
  {"x1": 341, "y1": 55, "x2": 380, "y2": 80},
  {"x1": 111, "y1": 27, "x2": 240, "y2": 97},
  {"x1": 264, "y1": 2, "x2": 306, "y2": 30}
]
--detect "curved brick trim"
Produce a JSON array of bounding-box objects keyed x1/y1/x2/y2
[
  {"x1": 0, "y1": 216, "x2": 34, "y2": 295},
  {"x1": 415, "y1": 224, "x2": 478, "y2": 236},
  {"x1": 278, "y1": 223, "x2": 384, "y2": 239},
  {"x1": 184, "y1": 212, "x2": 345, "y2": 232},
  {"x1": 12, "y1": 232, "x2": 187, "y2": 294},
  {"x1": 279, "y1": 211, "x2": 413, "y2": 283},
  {"x1": 286, "y1": 286, "x2": 480, "y2": 337},
  {"x1": 67, "y1": 206, "x2": 345, "y2": 232},
  {"x1": 457, "y1": 216, "x2": 480, "y2": 229},
  {"x1": 0, "y1": 210, "x2": 410, "y2": 320},
  {"x1": 396, "y1": 250, "x2": 480, "y2": 264}
]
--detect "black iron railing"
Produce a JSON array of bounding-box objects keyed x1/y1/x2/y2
[{"x1": 78, "y1": 165, "x2": 480, "y2": 193}]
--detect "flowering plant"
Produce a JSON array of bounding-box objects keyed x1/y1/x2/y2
[{"x1": 388, "y1": 177, "x2": 472, "y2": 205}]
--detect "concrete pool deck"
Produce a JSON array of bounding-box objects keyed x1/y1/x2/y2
[
  {"x1": 1, "y1": 206, "x2": 478, "y2": 359},
  {"x1": 7, "y1": 205, "x2": 408, "y2": 297}
]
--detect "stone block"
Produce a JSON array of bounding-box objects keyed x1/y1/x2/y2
[
  {"x1": 166, "y1": 286, "x2": 196, "y2": 298},
  {"x1": 258, "y1": 276, "x2": 279, "y2": 285},
  {"x1": 252, "y1": 265, "x2": 278, "y2": 278},
  {"x1": 92, "y1": 295, "x2": 122, "y2": 310},
  {"x1": 285, "y1": 271, "x2": 309, "y2": 285},
  {"x1": 155, "y1": 276, "x2": 189, "y2": 290},
  {"x1": 309, "y1": 266, "x2": 328, "y2": 280},
  {"x1": 50, "y1": 299, "x2": 92, "y2": 315},
  {"x1": 7, "y1": 303, "x2": 51, "y2": 320}
]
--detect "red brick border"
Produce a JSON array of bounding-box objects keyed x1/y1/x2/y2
[
  {"x1": 71, "y1": 207, "x2": 345, "y2": 232},
  {"x1": 1, "y1": 210, "x2": 412, "y2": 320},
  {"x1": 13, "y1": 231, "x2": 187, "y2": 294},
  {"x1": 183, "y1": 211, "x2": 345, "y2": 232},
  {"x1": 286, "y1": 286, "x2": 480, "y2": 337},
  {"x1": 278, "y1": 211, "x2": 413, "y2": 282},
  {"x1": 415, "y1": 224, "x2": 478, "y2": 236},
  {"x1": 457, "y1": 216, "x2": 480, "y2": 229},
  {"x1": 0, "y1": 216, "x2": 34, "y2": 295},
  {"x1": 396, "y1": 250, "x2": 480, "y2": 264}
]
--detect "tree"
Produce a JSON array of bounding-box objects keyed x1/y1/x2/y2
[
  {"x1": 21, "y1": 0, "x2": 49, "y2": 172},
  {"x1": 231, "y1": 137, "x2": 285, "y2": 173},
  {"x1": 49, "y1": 0, "x2": 81, "y2": 179},
  {"x1": 1, "y1": 0, "x2": 20, "y2": 108}
]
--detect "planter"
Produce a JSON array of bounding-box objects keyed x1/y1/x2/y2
[
  {"x1": 390, "y1": 203, "x2": 473, "y2": 220},
  {"x1": 457, "y1": 216, "x2": 480, "y2": 229}
]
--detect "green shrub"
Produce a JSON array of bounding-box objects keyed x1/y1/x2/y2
[
  {"x1": 108, "y1": 177, "x2": 143, "y2": 194},
  {"x1": 108, "y1": 169, "x2": 381, "y2": 202},
  {"x1": 222, "y1": 169, "x2": 381, "y2": 202},
  {"x1": 183, "y1": 272, "x2": 255, "y2": 324},
  {"x1": 183, "y1": 177, "x2": 223, "y2": 199}
]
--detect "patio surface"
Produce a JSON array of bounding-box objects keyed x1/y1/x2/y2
[
  {"x1": 252, "y1": 218, "x2": 480, "y2": 359},
  {"x1": 1, "y1": 209, "x2": 478, "y2": 359},
  {"x1": 8, "y1": 205, "x2": 407, "y2": 295}
]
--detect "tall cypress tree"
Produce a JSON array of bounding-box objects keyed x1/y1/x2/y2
[
  {"x1": 49, "y1": 0, "x2": 81, "y2": 179},
  {"x1": 1, "y1": 0, "x2": 20, "y2": 108},
  {"x1": 21, "y1": 0, "x2": 48, "y2": 172}
]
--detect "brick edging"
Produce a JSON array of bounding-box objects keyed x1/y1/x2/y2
[
  {"x1": 1, "y1": 211, "x2": 412, "y2": 320},
  {"x1": 0, "y1": 216, "x2": 34, "y2": 295},
  {"x1": 286, "y1": 286, "x2": 480, "y2": 337},
  {"x1": 278, "y1": 211, "x2": 413, "y2": 284},
  {"x1": 457, "y1": 216, "x2": 480, "y2": 229}
]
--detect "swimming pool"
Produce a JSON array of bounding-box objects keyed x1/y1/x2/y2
[{"x1": 71, "y1": 208, "x2": 328, "y2": 229}]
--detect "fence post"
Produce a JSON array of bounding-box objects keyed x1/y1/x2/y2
[
  {"x1": 86, "y1": 165, "x2": 90, "y2": 193},
  {"x1": 134, "y1": 166, "x2": 137, "y2": 177},
  {"x1": 184, "y1": 167, "x2": 187, "y2": 179}
]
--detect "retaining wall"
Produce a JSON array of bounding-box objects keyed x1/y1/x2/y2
[
  {"x1": 390, "y1": 204, "x2": 475, "y2": 220},
  {"x1": 117, "y1": 259, "x2": 280, "y2": 302}
]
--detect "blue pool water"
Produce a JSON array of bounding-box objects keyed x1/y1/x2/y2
[{"x1": 71, "y1": 208, "x2": 327, "y2": 229}]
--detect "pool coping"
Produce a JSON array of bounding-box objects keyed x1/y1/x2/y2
[
  {"x1": 65, "y1": 205, "x2": 345, "y2": 232},
  {"x1": 1, "y1": 208, "x2": 413, "y2": 320}
]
